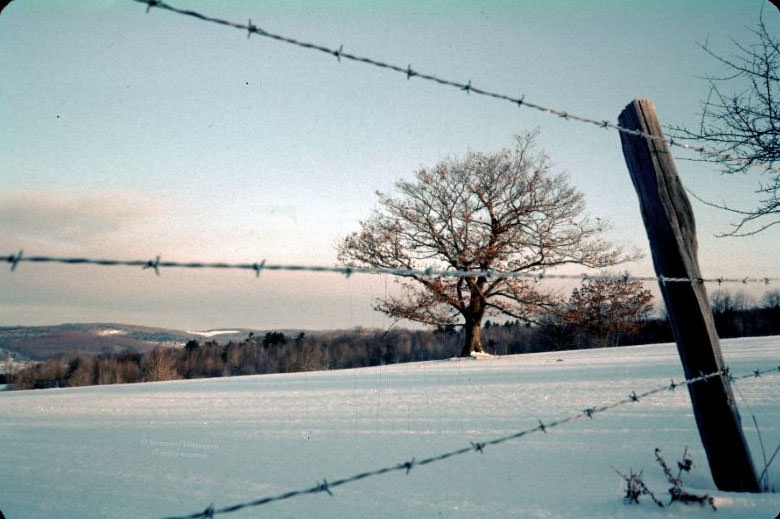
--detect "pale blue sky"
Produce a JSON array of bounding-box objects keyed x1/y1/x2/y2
[{"x1": 1, "y1": 0, "x2": 778, "y2": 330}]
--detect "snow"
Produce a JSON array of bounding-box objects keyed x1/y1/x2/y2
[
  {"x1": 468, "y1": 350, "x2": 497, "y2": 359},
  {"x1": 1, "y1": 336, "x2": 778, "y2": 519},
  {"x1": 95, "y1": 329, "x2": 127, "y2": 337},
  {"x1": 186, "y1": 329, "x2": 241, "y2": 337}
]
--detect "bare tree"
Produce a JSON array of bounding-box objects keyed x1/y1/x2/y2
[
  {"x1": 141, "y1": 347, "x2": 180, "y2": 382},
  {"x1": 710, "y1": 289, "x2": 755, "y2": 313},
  {"x1": 672, "y1": 11, "x2": 780, "y2": 235},
  {"x1": 67, "y1": 355, "x2": 96, "y2": 387},
  {"x1": 338, "y1": 133, "x2": 631, "y2": 356},
  {"x1": 561, "y1": 277, "x2": 654, "y2": 348},
  {"x1": 709, "y1": 289, "x2": 736, "y2": 314},
  {"x1": 761, "y1": 289, "x2": 780, "y2": 308}
]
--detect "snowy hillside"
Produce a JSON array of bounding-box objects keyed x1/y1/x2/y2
[{"x1": 1, "y1": 337, "x2": 778, "y2": 519}]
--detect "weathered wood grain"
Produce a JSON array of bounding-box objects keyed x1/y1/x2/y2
[{"x1": 619, "y1": 99, "x2": 760, "y2": 492}]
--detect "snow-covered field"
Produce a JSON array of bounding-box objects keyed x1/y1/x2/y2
[{"x1": 1, "y1": 337, "x2": 778, "y2": 519}]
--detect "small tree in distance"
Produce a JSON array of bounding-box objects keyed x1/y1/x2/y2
[
  {"x1": 762, "y1": 289, "x2": 780, "y2": 308},
  {"x1": 339, "y1": 132, "x2": 634, "y2": 356},
  {"x1": 561, "y1": 277, "x2": 654, "y2": 347}
]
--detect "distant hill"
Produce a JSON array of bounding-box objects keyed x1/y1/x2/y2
[{"x1": 0, "y1": 323, "x2": 278, "y2": 360}]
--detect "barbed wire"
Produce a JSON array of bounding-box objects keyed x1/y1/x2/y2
[
  {"x1": 133, "y1": 0, "x2": 780, "y2": 176},
  {"x1": 3, "y1": 251, "x2": 778, "y2": 285},
  {"x1": 159, "y1": 364, "x2": 780, "y2": 519}
]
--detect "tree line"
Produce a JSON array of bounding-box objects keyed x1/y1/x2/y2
[
  {"x1": 10, "y1": 288, "x2": 779, "y2": 390},
  {"x1": 9, "y1": 329, "x2": 461, "y2": 390}
]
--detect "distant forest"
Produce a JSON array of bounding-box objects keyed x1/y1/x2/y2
[{"x1": 8, "y1": 289, "x2": 780, "y2": 390}]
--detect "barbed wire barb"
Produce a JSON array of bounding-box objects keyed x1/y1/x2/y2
[
  {"x1": 143, "y1": 255, "x2": 161, "y2": 276},
  {"x1": 9, "y1": 250, "x2": 23, "y2": 271},
  {"x1": 252, "y1": 259, "x2": 266, "y2": 278}
]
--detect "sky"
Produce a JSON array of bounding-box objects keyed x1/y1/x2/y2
[{"x1": 1, "y1": 0, "x2": 778, "y2": 331}]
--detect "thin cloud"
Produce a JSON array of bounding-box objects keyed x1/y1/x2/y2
[{"x1": 0, "y1": 189, "x2": 166, "y2": 255}]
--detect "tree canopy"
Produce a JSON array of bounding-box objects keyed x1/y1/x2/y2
[
  {"x1": 560, "y1": 277, "x2": 654, "y2": 348},
  {"x1": 339, "y1": 133, "x2": 632, "y2": 355}
]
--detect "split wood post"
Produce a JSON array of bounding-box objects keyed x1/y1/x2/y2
[{"x1": 618, "y1": 99, "x2": 760, "y2": 492}]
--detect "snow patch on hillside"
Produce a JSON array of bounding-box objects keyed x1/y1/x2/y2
[
  {"x1": 94, "y1": 329, "x2": 127, "y2": 336},
  {"x1": 185, "y1": 329, "x2": 240, "y2": 337}
]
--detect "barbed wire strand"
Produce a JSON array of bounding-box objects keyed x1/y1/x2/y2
[
  {"x1": 3, "y1": 252, "x2": 778, "y2": 285},
  {"x1": 159, "y1": 365, "x2": 780, "y2": 519},
  {"x1": 133, "y1": 0, "x2": 780, "y2": 176}
]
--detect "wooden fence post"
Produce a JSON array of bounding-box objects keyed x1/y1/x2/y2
[{"x1": 618, "y1": 99, "x2": 760, "y2": 492}]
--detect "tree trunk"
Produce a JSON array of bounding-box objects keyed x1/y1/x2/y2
[{"x1": 460, "y1": 321, "x2": 484, "y2": 357}]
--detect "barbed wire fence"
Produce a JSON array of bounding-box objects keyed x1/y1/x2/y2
[
  {"x1": 133, "y1": 0, "x2": 780, "y2": 176},
  {"x1": 2, "y1": 3, "x2": 778, "y2": 517},
  {"x1": 158, "y1": 365, "x2": 780, "y2": 519},
  {"x1": 4, "y1": 1, "x2": 778, "y2": 286},
  {"x1": 3, "y1": 252, "x2": 779, "y2": 287}
]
